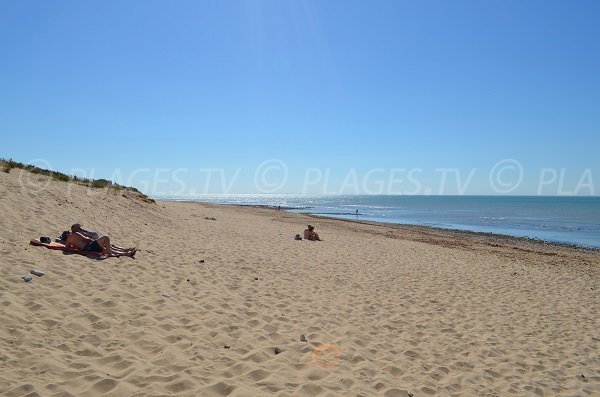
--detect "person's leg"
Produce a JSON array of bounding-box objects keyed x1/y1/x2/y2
[
  {"x1": 111, "y1": 247, "x2": 135, "y2": 255},
  {"x1": 111, "y1": 244, "x2": 136, "y2": 252},
  {"x1": 96, "y1": 236, "x2": 112, "y2": 255},
  {"x1": 106, "y1": 238, "x2": 136, "y2": 257},
  {"x1": 110, "y1": 243, "x2": 135, "y2": 251},
  {"x1": 97, "y1": 237, "x2": 136, "y2": 257}
]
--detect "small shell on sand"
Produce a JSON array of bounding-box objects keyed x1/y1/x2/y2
[
  {"x1": 30, "y1": 269, "x2": 45, "y2": 277},
  {"x1": 21, "y1": 275, "x2": 33, "y2": 282}
]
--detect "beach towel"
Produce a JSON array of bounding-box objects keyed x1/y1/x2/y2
[{"x1": 29, "y1": 239, "x2": 110, "y2": 258}]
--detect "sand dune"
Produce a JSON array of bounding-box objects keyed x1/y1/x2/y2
[{"x1": 1, "y1": 169, "x2": 599, "y2": 396}]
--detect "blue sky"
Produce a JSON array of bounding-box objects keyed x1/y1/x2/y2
[{"x1": 1, "y1": 0, "x2": 599, "y2": 195}]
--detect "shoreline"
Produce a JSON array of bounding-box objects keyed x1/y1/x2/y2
[{"x1": 164, "y1": 200, "x2": 600, "y2": 255}]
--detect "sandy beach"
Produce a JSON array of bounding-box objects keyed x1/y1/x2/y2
[{"x1": 1, "y1": 169, "x2": 599, "y2": 396}]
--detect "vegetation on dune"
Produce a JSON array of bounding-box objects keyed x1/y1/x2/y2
[{"x1": 0, "y1": 158, "x2": 155, "y2": 203}]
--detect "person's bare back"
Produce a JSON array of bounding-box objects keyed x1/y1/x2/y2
[
  {"x1": 304, "y1": 225, "x2": 321, "y2": 241},
  {"x1": 65, "y1": 232, "x2": 93, "y2": 250}
]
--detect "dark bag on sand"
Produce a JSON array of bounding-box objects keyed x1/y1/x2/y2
[
  {"x1": 40, "y1": 236, "x2": 51, "y2": 244},
  {"x1": 57, "y1": 231, "x2": 69, "y2": 243}
]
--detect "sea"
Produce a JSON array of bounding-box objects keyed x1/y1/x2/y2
[{"x1": 163, "y1": 195, "x2": 600, "y2": 249}]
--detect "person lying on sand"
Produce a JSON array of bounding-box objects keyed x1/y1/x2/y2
[
  {"x1": 71, "y1": 223, "x2": 134, "y2": 253},
  {"x1": 304, "y1": 225, "x2": 321, "y2": 241},
  {"x1": 70, "y1": 223, "x2": 99, "y2": 239},
  {"x1": 65, "y1": 231, "x2": 136, "y2": 257}
]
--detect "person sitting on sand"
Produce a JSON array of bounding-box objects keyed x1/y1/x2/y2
[
  {"x1": 304, "y1": 225, "x2": 321, "y2": 241},
  {"x1": 65, "y1": 231, "x2": 136, "y2": 257}
]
